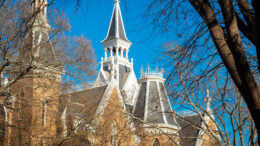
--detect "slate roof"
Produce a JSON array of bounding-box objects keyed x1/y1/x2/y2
[
  {"x1": 176, "y1": 114, "x2": 203, "y2": 146},
  {"x1": 118, "y1": 64, "x2": 131, "y2": 89},
  {"x1": 59, "y1": 85, "x2": 108, "y2": 125},
  {"x1": 133, "y1": 80, "x2": 178, "y2": 127},
  {"x1": 17, "y1": 28, "x2": 58, "y2": 67},
  {"x1": 102, "y1": 1, "x2": 130, "y2": 43},
  {"x1": 102, "y1": 64, "x2": 131, "y2": 89}
]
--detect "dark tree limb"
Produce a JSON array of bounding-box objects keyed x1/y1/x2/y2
[{"x1": 188, "y1": 0, "x2": 260, "y2": 144}]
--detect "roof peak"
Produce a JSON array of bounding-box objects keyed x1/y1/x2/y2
[{"x1": 101, "y1": 1, "x2": 130, "y2": 45}]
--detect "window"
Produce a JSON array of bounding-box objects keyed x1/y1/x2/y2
[
  {"x1": 152, "y1": 138, "x2": 160, "y2": 146},
  {"x1": 42, "y1": 100, "x2": 47, "y2": 127},
  {"x1": 111, "y1": 122, "x2": 117, "y2": 146}
]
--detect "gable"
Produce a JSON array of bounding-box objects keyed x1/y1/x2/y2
[{"x1": 96, "y1": 88, "x2": 137, "y2": 145}]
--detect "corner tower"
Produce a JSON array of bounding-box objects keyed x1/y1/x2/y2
[
  {"x1": 94, "y1": 0, "x2": 138, "y2": 106},
  {"x1": 133, "y1": 66, "x2": 180, "y2": 144},
  {"x1": 5, "y1": 0, "x2": 63, "y2": 145}
]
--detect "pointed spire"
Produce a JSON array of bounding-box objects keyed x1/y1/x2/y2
[
  {"x1": 102, "y1": 0, "x2": 130, "y2": 44},
  {"x1": 205, "y1": 89, "x2": 212, "y2": 112},
  {"x1": 32, "y1": 0, "x2": 50, "y2": 31},
  {"x1": 140, "y1": 65, "x2": 144, "y2": 74}
]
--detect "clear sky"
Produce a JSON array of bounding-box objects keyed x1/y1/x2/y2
[{"x1": 61, "y1": 0, "x2": 178, "y2": 79}]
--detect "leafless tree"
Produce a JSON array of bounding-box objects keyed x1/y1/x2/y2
[
  {"x1": 0, "y1": 0, "x2": 96, "y2": 145},
  {"x1": 159, "y1": 43, "x2": 258, "y2": 145},
  {"x1": 144, "y1": 0, "x2": 260, "y2": 144}
]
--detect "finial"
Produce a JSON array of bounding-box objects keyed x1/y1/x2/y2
[
  {"x1": 140, "y1": 65, "x2": 144, "y2": 74},
  {"x1": 205, "y1": 89, "x2": 212, "y2": 112},
  {"x1": 101, "y1": 57, "x2": 104, "y2": 70},
  {"x1": 155, "y1": 65, "x2": 159, "y2": 72},
  {"x1": 114, "y1": 0, "x2": 120, "y2": 3}
]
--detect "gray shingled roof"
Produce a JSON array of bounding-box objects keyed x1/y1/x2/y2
[
  {"x1": 118, "y1": 64, "x2": 131, "y2": 89},
  {"x1": 59, "y1": 85, "x2": 108, "y2": 126},
  {"x1": 133, "y1": 82, "x2": 146, "y2": 125},
  {"x1": 102, "y1": 2, "x2": 130, "y2": 43},
  {"x1": 102, "y1": 64, "x2": 130, "y2": 89},
  {"x1": 176, "y1": 115, "x2": 203, "y2": 146},
  {"x1": 133, "y1": 81, "x2": 178, "y2": 126},
  {"x1": 18, "y1": 30, "x2": 58, "y2": 66}
]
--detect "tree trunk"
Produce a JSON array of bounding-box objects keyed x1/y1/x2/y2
[{"x1": 188, "y1": 0, "x2": 260, "y2": 144}]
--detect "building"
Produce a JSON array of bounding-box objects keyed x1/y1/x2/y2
[{"x1": 0, "y1": 0, "x2": 219, "y2": 145}]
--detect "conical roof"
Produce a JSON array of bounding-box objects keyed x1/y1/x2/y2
[
  {"x1": 102, "y1": 0, "x2": 130, "y2": 43},
  {"x1": 133, "y1": 79, "x2": 178, "y2": 127}
]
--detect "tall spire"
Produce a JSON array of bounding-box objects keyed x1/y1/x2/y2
[
  {"x1": 101, "y1": 0, "x2": 131, "y2": 49},
  {"x1": 32, "y1": 0, "x2": 50, "y2": 31}
]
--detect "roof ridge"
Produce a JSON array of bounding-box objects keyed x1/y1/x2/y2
[{"x1": 60, "y1": 84, "x2": 108, "y2": 96}]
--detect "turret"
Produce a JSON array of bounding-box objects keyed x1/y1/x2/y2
[
  {"x1": 133, "y1": 66, "x2": 179, "y2": 134},
  {"x1": 5, "y1": 1, "x2": 62, "y2": 145}
]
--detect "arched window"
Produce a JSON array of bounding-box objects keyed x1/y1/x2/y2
[
  {"x1": 111, "y1": 122, "x2": 117, "y2": 146},
  {"x1": 152, "y1": 138, "x2": 160, "y2": 146},
  {"x1": 20, "y1": 91, "x2": 24, "y2": 98}
]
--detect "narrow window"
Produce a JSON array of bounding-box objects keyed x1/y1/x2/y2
[
  {"x1": 42, "y1": 100, "x2": 47, "y2": 127},
  {"x1": 111, "y1": 122, "x2": 117, "y2": 146}
]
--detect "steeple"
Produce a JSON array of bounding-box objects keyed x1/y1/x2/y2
[
  {"x1": 101, "y1": 0, "x2": 131, "y2": 61},
  {"x1": 17, "y1": 0, "x2": 58, "y2": 68},
  {"x1": 94, "y1": 1, "x2": 138, "y2": 106},
  {"x1": 102, "y1": 0, "x2": 130, "y2": 44}
]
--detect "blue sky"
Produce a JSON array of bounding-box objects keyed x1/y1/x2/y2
[{"x1": 61, "y1": 0, "x2": 178, "y2": 79}]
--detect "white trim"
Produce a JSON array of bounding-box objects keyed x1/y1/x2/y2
[
  {"x1": 3, "y1": 106, "x2": 8, "y2": 123},
  {"x1": 140, "y1": 123, "x2": 179, "y2": 135},
  {"x1": 144, "y1": 81, "x2": 149, "y2": 122},
  {"x1": 91, "y1": 80, "x2": 137, "y2": 134},
  {"x1": 61, "y1": 106, "x2": 67, "y2": 137},
  {"x1": 94, "y1": 81, "x2": 116, "y2": 123},
  {"x1": 162, "y1": 80, "x2": 180, "y2": 129},
  {"x1": 102, "y1": 38, "x2": 131, "y2": 50},
  {"x1": 157, "y1": 81, "x2": 168, "y2": 124},
  {"x1": 132, "y1": 83, "x2": 141, "y2": 114},
  {"x1": 194, "y1": 114, "x2": 208, "y2": 146}
]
